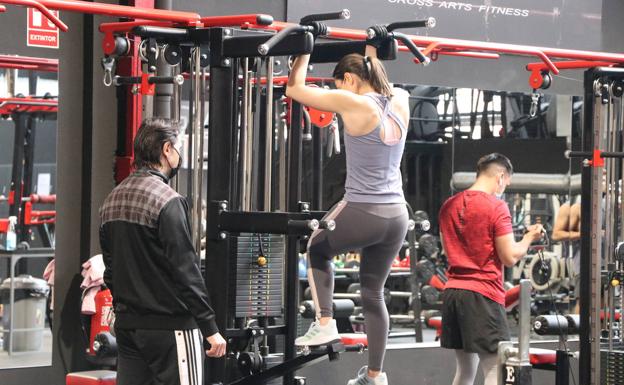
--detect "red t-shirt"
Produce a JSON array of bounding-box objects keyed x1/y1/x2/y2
[{"x1": 438, "y1": 190, "x2": 513, "y2": 305}]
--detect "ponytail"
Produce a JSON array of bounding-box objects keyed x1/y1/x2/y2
[
  {"x1": 333, "y1": 53, "x2": 394, "y2": 97},
  {"x1": 367, "y1": 56, "x2": 393, "y2": 97}
]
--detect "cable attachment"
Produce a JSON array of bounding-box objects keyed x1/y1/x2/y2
[
  {"x1": 303, "y1": 21, "x2": 329, "y2": 37},
  {"x1": 530, "y1": 91, "x2": 541, "y2": 118},
  {"x1": 366, "y1": 25, "x2": 390, "y2": 48},
  {"x1": 101, "y1": 57, "x2": 115, "y2": 87}
]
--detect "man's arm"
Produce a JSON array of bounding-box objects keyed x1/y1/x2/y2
[
  {"x1": 158, "y1": 197, "x2": 218, "y2": 338},
  {"x1": 492, "y1": 201, "x2": 543, "y2": 267},
  {"x1": 495, "y1": 231, "x2": 539, "y2": 267}
]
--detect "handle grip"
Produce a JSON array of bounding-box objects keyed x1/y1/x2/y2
[
  {"x1": 300, "y1": 9, "x2": 350, "y2": 24},
  {"x1": 287, "y1": 219, "x2": 320, "y2": 232},
  {"x1": 114, "y1": 75, "x2": 184, "y2": 86},
  {"x1": 393, "y1": 32, "x2": 430, "y2": 65},
  {"x1": 387, "y1": 18, "x2": 436, "y2": 32},
  {"x1": 259, "y1": 25, "x2": 306, "y2": 56}
]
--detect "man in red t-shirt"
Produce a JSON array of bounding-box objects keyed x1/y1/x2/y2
[{"x1": 438, "y1": 153, "x2": 542, "y2": 385}]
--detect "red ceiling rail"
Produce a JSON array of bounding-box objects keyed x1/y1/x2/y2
[
  {"x1": 526, "y1": 60, "x2": 617, "y2": 72},
  {"x1": 99, "y1": 14, "x2": 273, "y2": 35},
  {"x1": 0, "y1": 97, "x2": 58, "y2": 114},
  {"x1": 434, "y1": 51, "x2": 500, "y2": 60},
  {"x1": 0, "y1": 0, "x2": 202, "y2": 31},
  {"x1": 0, "y1": 0, "x2": 67, "y2": 31},
  {"x1": 0, "y1": 55, "x2": 58, "y2": 72}
]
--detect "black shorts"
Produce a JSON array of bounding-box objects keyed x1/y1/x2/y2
[{"x1": 440, "y1": 288, "x2": 510, "y2": 354}]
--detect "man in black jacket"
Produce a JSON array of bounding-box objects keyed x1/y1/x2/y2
[{"x1": 100, "y1": 118, "x2": 226, "y2": 385}]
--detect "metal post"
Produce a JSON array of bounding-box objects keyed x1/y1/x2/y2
[
  {"x1": 264, "y1": 58, "x2": 274, "y2": 211},
  {"x1": 278, "y1": 104, "x2": 287, "y2": 211},
  {"x1": 8, "y1": 255, "x2": 14, "y2": 355},
  {"x1": 312, "y1": 125, "x2": 322, "y2": 210},
  {"x1": 251, "y1": 64, "x2": 262, "y2": 210},
  {"x1": 580, "y1": 68, "x2": 606, "y2": 385},
  {"x1": 518, "y1": 279, "x2": 531, "y2": 365},
  {"x1": 191, "y1": 47, "x2": 203, "y2": 253},
  {"x1": 152, "y1": 0, "x2": 174, "y2": 119},
  {"x1": 285, "y1": 100, "x2": 304, "y2": 385},
  {"x1": 409, "y1": 228, "x2": 423, "y2": 342},
  {"x1": 205, "y1": 28, "x2": 236, "y2": 383}
]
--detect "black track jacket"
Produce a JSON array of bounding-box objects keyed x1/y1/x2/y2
[{"x1": 99, "y1": 169, "x2": 218, "y2": 338}]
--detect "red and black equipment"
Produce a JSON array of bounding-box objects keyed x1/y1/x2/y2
[
  {"x1": 0, "y1": 96, "x2": 57, "y2": 247},
  {"x1": 87, "y1": 288, "x2": 114, "y2": 357}
]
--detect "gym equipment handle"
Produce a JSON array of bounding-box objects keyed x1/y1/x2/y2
[
  {"x1": 114, "y1": 75, "x2": 184, "y2": 86},
  {"x1": 258, "y1": 25, "x2": 309, "y2": 56},
  {"x1": 387, "y1": 18, "x2": 436, "y2": 32},
  {"x1": 566, "y1": 150, "x2": 624, "y2": 159},
  {"x1": 287, "y1": 219, "x2": 320, "y2": 232},
  {"x1": 132, "y1": 25, "x2": 190, "y2": 40},
  {"x1": 393, "y1": 32, "x2": 430, "y2": 65},
  {"x1": 300, "y1": 9, "x2": 350, "y2": 24}
]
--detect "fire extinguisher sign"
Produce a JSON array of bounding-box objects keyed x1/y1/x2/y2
[{"x1": 27, "y1": 8, "x2": 60, "y2": 49}]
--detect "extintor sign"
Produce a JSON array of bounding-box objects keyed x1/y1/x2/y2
[{"x1": 27, "y1": 8, "x2": 60, "y2": 49}]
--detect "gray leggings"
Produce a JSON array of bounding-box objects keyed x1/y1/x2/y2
[{"x1": 306, "y1": 200, "x2": 409, "y2": 371}]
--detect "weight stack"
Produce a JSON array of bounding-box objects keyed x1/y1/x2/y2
[
  {"x1": 601, "y1": 346, "x2": 624, "y2": 385},
  {"x1": 233, "y1": 234, "x2": 285, "y2": 318}
]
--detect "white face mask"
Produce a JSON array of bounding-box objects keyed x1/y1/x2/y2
[{"x1": 495, "y1": 177, "x2": 505, "y2": 199}]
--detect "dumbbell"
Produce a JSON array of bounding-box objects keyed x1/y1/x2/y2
[
  {"x1": 420, "y1": 285, "x2": 440, "y2": 305},
  {"x1": 422, "y1": 309, "x2": 441, "y2": 325},
  {"x1": 93, "y1": 332, "x2": 118, "y2": 358}
]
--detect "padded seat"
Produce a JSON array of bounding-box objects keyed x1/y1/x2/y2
[
  {"x1": 340, "y1": 333, "x2": 368, "y2": 347},
  {"x1": 66, "y1": 370, "x2": 116, "y2": 385}
]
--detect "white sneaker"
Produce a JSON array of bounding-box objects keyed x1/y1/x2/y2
[
  {"x1": 347, "y1": 366, "x2": 388, "y2": 385},
  {"x1": 295, "y1": 319, "x2": 340, "y2": 347}
]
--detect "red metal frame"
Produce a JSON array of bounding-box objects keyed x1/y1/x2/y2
[
  {"x1": 525, "y1": 60, "x2": 618, "y2": 89},
  {"x1": 0, "y1": 97, "x2": 58, "y2": 114},
  {"x1": 0, "y1": 0, "x2": 201, "y2": 31},
  {"x1": 23, "y1": 201, "x2": 55, "y2": 225},
  {"x1": 99, "y1": 14, "x2": 271, "y2": 56},
  {"x1": 1, "y1": 0, "x2": 67, "y2": 30},
  {"x1": 0, "y1": 194, "x2": 56, "y2": 232},
  {"x1": 0, "y1": 55, "x2": 58, "y2": 72}
]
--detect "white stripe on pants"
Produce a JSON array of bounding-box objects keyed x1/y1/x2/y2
[{"x1": 175, "y1": 329, "x2": 204, "y2": 385}]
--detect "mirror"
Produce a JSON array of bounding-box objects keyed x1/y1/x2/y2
[
  {"x1": 0, "y1": 61, "x2": 57, "y2": 368},
  {"x1": 390, "y1": 86, "x2": 583, "y2": 345}
]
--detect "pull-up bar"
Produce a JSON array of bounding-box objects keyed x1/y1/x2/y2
[{"x1": 246, "y1": 19, "x2": 624, "y2": 80}]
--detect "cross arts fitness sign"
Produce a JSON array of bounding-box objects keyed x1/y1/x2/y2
[
  {"x1": 27, "y1": 8, "x2": 60, "y2": 49},
  {"x1": 288, "y1": 0, "x2": 601, "y2": 51}
]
